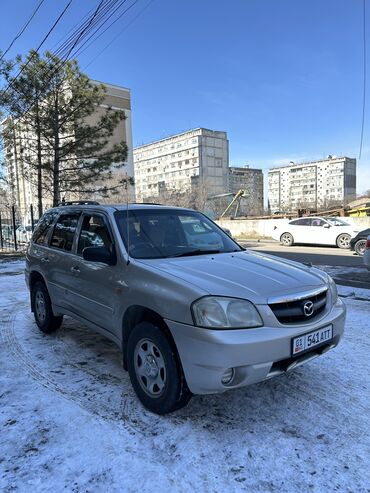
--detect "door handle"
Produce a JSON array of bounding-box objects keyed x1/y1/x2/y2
[{"x1": 71, "y1": 266, "x2": 80, "y2": 274}]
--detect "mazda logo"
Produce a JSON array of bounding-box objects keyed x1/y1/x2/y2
[{"x1": 303, "y1": 300, "x2": 314, "y2": 317}]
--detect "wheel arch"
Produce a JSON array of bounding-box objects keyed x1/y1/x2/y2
[{"x1": 121, "y1": 305, "x2": 179, "y2": 371}]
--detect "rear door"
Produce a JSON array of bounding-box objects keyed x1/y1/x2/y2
[
  {"x1": 289, "y1": 218, "x2": 312, "y2": 243},
  {"x1": 67, "y1": 212, "x2": 118, "y2": 332},
  {"x1": 46, "y1": 212, "x2": 82, "y2": 312}
]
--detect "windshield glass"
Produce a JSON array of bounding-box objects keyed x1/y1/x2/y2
[
  {"x1": 114, "y1": 209, "x2": 242, "y2": 259},
  {"x1": 325, "y1": 217, "x2": 350, "y2": 226}
]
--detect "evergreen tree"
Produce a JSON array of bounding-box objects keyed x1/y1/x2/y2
[{"x1": 0, "y1": 50, "x2": 129, "y2": 214}]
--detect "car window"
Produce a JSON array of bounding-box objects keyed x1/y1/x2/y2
[
  {"x1": 325, "y1": 217, "x2": 350, "y2": 226},
  {"x1": 311, "y1": 219, "x2": 326, "y2": 227},
  {"x1": 114, "y1": 209, "x2": 241, "y2": 259},
  {"x1": 32, "y1": 210, "x2": 59, "y2": 246},
  {"x1": 290, "y1": 218, "x2": 311, "y2": 226},
  {"x1": 77, "y1": 214, "x2": 113, "y2": 254},
  {"x1": 50, "y1": 213, "x2": 80, "y2": 251}
]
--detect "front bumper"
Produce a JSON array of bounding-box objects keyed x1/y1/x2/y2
[{"x1": 166, "y1": 298, "x2": 346, "y2": 395}]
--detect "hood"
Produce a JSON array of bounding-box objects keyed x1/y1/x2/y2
[{"x1": 140, "y1": 250, "x2": 328, "y2": 304}]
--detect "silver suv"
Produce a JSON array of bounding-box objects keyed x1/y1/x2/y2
[{"x1": 26, "y1": 202, "x2": 346, "y2": 414}]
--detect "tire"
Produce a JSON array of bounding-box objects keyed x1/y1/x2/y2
[
  {"x1": 31, "y1": 281, "x2": 63, "y2": 333},
  {"x1": 354, "y1": 239, "x2": 366, "y2": 256},
  {"x1": 127, "y1": 321, "x2": 191, "y2": 414},
  {"x1": 280, "y1": 232, "x2": 294, "y2": 246},
  {"x1": 336, "y1": 233, "x2": 351, "y2": 249}
]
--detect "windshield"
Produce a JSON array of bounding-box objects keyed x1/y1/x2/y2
[
  {"x1": 325, "y1": 217, "x2": 350, "y2": 226},
  {"x1": 114, "y1": 209, "x2": 242, "y2": 259}
]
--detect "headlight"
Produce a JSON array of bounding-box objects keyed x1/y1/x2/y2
[
  {"x1": 192, "y1": 296, "x2": 263, "y2": 329},
  {"x1": 328, "y1": 275, "x2": 338, "y2": 304}
]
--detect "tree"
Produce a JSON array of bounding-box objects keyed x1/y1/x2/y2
[{"x1": 0, "y1": 50, "x2": 129, "y2": 215}]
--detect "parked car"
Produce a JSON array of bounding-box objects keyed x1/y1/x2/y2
[
  {"x1": 349, "y1": 228, "x2": 370, "y2": 256},
  {"x1": 26, "y1": 203, "x2": 346, "y2": 414},
  {"x1": 272, "y1": 216, "x2": 358, "y2": 248},
  {"x1": 364, "y1": 235, "x2": 370, "y2": 271},
  {"x1": 182, "y1": 219, "x2": 223, "y2": 250},
  {"x1": 1, "y1": 224, "x2": 13, "y2": 242},
  {"x1": 16, "y1": 225, "x2": 33, "y2": 243}
]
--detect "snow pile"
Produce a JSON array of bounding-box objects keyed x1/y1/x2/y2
[{"x1": 1, "y1": 261, "x2": 369, "y2": 492}]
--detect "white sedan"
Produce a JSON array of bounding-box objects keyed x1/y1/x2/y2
[
  {"x1": 272, "y1": 217, "x2": 359, "y2": 249},
  {"x1": 364, "y1": 235, "x2": 370, "y2": 270}
]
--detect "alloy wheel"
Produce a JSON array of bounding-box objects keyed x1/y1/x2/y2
[
  {"x1": 134, "y1": 338, "x2": 167, "y2": 398},
  {"x1": 35, "y1": 290, "x2": 46, "y2": 322}
]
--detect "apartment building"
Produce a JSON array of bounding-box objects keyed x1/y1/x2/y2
[
  {"x1": 133, "y1": 128, "x2": 229, "y2": 202},
  {"x1": 228, "y1": 166, "x2": 264, "y2": 215},
  {"x1": 268, "y1": 156, "x2": 356, "y2": 213},
  {"x1": 3, "y1": 81, "x2": 134, "y2": 220}
]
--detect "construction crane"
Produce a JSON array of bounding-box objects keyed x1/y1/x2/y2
[{"x1": 210, "y1": 189, "x2": 249, "y2": 218}]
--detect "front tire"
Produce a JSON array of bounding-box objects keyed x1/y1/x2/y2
[
  {"x1": 336, "y1": 233, "x2": 351, "y2": 249},
  {"x1": 280, "y1": 232, "x2": 294, "y2": 246},
  {"x1": 31, "y1": 281, "x2": 63, "y2": 333},
  {"x1": 127, "y1": 322, "x2": 191, "y2": 414},
  {"x1": 354, "y1": 239, "x2": 366, "y2": 256}
]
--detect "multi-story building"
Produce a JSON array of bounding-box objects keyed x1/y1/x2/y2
[
  {"x1": 3, "y1": 81, "x2": 134, "y2": 220},
  {"x1": 133, "y1": 128, "x2": 229, "y2": 202},
  {"x1": 228, "y1": 165, "x2": 264, "y2": 215},
  {"x1": 268, "y1": 156, "x2": 356, "y2": 213}
]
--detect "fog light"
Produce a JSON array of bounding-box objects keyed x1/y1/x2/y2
[{"x1": 221, "y1": 368, "x2": 234, "y2": 385}]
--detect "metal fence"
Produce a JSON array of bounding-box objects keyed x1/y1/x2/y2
[{"x1": 0, "y1": 204, "x2": 37, "y2": 253}]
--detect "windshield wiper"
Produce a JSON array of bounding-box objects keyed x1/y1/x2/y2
[
  {"x1": 170, "y1": 249, "x2": 222, "y2": 257},
  {"x1": 170, "y1": 248, "x2": 243, "y2": 258}
]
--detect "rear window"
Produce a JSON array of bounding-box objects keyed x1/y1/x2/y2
[
  {"x1": 32, "y1": 211, "x2": 59, "y2": 246},
  {"x1": 50, "y1": 213, "x2": 80, "y2": 252},
  {"x1": 289, "y1": 218, "x2": 311, "y2": 226}
]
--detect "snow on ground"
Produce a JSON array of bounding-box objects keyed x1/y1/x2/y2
[
  {"x1": 318, "y1": 264, "x2": 370, "y2": 291},
  {"x1": 1, "y1": 260, "x2": 370, "y2": 493}
]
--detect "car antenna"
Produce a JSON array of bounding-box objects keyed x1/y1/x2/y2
[{"x1": 125, "y1": 174, "x2": 130, "y2": 265}]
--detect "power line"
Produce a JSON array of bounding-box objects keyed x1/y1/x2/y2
[
  {"x1": 359, "y1": 0, "x2": 367, "y2": 160},
  {"x1": 3, "y1": 0, "x2": 74, "y2": 93},
  {"x1": 73, "y1": 0, "x2": 139, "y2": 59},
  {"x1": 0, "y1": 0, "x2": 46, "y2": 62},
  {"x1": 55, "y1": 0, "x2": 107, "y2": 62},
  {"x1": 84, "y1": 0, "x2": 154, "y2": 69},
  {"x1": 2, "y1": 0, "x2": 134, "y2": 123},
  {"x1": 52, "y1": 0, "x2": 117, "y2": 60},
  {"x1": 67, "y1": 0, "x2": 132, "y2": 59}
]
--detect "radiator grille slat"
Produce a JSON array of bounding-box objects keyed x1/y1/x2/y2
[{"x1": 269, "y1": 290, "x2": 328, "y2": 324}]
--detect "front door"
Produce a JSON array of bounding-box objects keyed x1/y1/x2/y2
[{"x1": 67, "y1": 213, "x2": 119, "y2": 333}]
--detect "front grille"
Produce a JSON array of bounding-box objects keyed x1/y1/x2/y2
[{"x1": 269, "y1": 289, "x2": 328, "y2": 324}]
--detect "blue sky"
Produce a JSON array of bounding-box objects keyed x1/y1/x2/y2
[{"x1": 1, "y1": 0, "x2": 369, "y2": 194}]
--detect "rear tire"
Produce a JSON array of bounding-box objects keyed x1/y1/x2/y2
[
  {"x1": 354, "y1": 239, "x2": 366, "y2": 256},
  {"x1": 280, "y1": 232, "x2": 294, "y2": 246},
  {"x1": 336, "y1": 233, "x2": 351, "y2": 249},
  {"x1": 127, "y1": 321, "x2": 191, "y2": 414},
  {"x1": 31, "y1": 281, "x2": 63, "y2": 333}
]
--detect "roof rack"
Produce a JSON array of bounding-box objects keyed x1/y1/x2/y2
[
  {"x1": 58, "y1": 200, "x2": 100, "y2": 206},
  {"x1": 132, "y1": 202, "x2": 165, "y2": 206}
]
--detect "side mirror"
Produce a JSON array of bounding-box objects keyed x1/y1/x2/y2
[
  {"x1": 323, "y1": 224, "x2": 330, "y2": 229},
  {"x1": 82, "y1": 246, "x2": 116, "y2": 265}
]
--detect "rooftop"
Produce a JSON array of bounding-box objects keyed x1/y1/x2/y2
[
  {"x1": 268, "y1": 156, "x2": 354, "y2": 172},
  {"x1": 134, "y1": 128, "x2": 227, "y2": 150}
]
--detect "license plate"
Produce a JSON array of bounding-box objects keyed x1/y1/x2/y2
[{"x1": 292, "y1": 325, "x2": 333, "y2": 356}]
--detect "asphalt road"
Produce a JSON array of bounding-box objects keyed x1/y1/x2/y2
[{"x1": 240, "y1": 241, "x2": 370, "y2": 290}]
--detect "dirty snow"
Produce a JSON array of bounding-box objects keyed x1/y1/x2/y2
[{"x1": 1, "y1": 260, "x2": 370, "y2": 492}]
